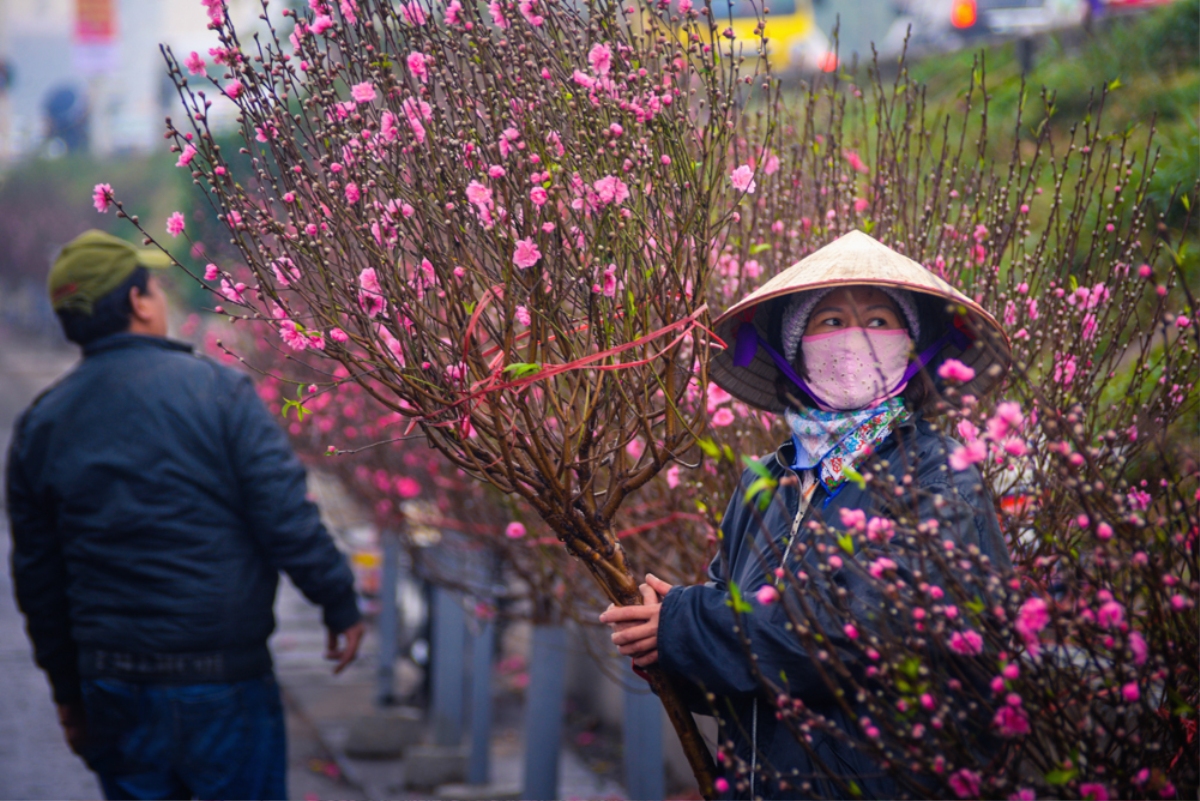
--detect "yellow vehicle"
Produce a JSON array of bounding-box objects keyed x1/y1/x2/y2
[{"x1": 702, "y1": 0, "x2": 832, "y2": 74}]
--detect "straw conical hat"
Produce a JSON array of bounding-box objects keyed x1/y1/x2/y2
[{"x1": 710, "y1": 230, "x2": 1012, "y2": 412}]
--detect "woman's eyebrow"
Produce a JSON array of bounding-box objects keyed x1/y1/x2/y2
[
  {"x1": 813, "y1": 305, "x2": 843, "y2": 315},
  {"x1": 866, "y1": 304, "x2": 898, "y2": 312}
]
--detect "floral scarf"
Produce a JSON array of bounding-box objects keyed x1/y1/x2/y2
[{"x1": 784, "y1": 399, "x2": 911, "y2": 493}]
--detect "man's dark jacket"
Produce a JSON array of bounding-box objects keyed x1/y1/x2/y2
[
  {"x1": 6, "y1": 334, "x2": 360, "y2": 706},
  {"x1": 657, "y1": 416, "x2": 1012, "y2": 800}
]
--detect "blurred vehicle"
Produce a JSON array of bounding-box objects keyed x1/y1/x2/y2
[
  {"x1": 664, "y1": 0, "x2": 835, "y2": 74},
  {"x1": 875, "y1": 0, "x2": 1086, "y2": 58}
]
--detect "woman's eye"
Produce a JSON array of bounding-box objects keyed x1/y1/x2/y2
[{"x1": 867, "y1": 317, "x2": 886, "y2": 328}]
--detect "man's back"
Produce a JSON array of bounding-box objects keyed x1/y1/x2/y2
[{"x1": 8, "y1": 333, "x2": 359, "y2": 692}]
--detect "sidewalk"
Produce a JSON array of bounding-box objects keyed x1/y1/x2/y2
[{"x1": 272, "y1": 577, "x2": 626, "y2": 800}]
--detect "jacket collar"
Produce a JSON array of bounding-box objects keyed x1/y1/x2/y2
[
  {"x1": 82, "y1": 333, "x2": 195, "y2": 358},
  {"x1": 771, "y1": 410, "x2": 923, "y2": 474}
]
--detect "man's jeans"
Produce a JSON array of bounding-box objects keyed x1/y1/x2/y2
[{"x1": 79, "y1": 674, "x2": 286, "y2": 800}]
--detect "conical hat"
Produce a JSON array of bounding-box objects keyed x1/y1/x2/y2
[{"x1": 709, "y1": 230, "x2": 1012, "y2": 413}]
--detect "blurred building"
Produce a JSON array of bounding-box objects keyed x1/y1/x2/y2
[{"x1": 0, "y1": 0, "x2": 256, "y2": 162}]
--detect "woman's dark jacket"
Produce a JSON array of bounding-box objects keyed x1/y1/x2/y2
[
  {"x1": 657, "y1": 415, "x2": 1012, "y2": 800},
  {"x1": 6, "y1": 334, "x2": 360, "y2": 705}
]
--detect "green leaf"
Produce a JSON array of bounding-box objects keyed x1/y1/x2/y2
[
  {"x1": 837, "y1": 533, "x2": 855, "y2": 555},
  {"x1": 697, "y1": 437, "x2": 721, "y2": 459},
  {"x1": 841, "y1": 464, "x2": 866, "y2": 489},
  {"x1": 862, "y1": 219, "x2": 876, "y2": 235},
  {"x1": 1107, "y1": 77, "x2": 1122, "y2": 91},
  {"x1": 966, "y1": 597, "x2": 985, "y2": 614},
  {"x1": 1068, "y1": 275, "x2": 1079, "y2": 292},
  {"x1": 727, "y1": 580, "x2": 753, "y2": 613},
  {"x1": 741, "y1": 455, "x2": 772, "y2": 478},
  {"x1": 848, "y1": 780, "x2": 863, "y2": 798},
  {"x1": 749, "y1": 242, "x2": 772, "y2": 255},
  {"x1": 503, "y1": 362, "x2": 542, "y2": 378},
  {"x1": 1183, "y1": 194, "x2": 1191, "y2": 212},
  {"x1": 722, "y1": 445, "x2": 735, "y2": 463},
  {"x1": 1044, "y1": 768, "x2": 1078, "y2": 786},
  {"x1": 900, "y1": 655, "x2": 921, "y2": 679},
  {"x1": 744, "y1": 476, "x2": 777, "y2": 508},
  {"x1": 281, "y1": 386, "x2": 311, "y2": 422}
]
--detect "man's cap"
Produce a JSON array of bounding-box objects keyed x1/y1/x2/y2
[
  {"x1": 48, "y1": 229, "x2": 173, "y2": 315},
  {"x1": 709, "y1": 229, "x2": 1013, "y2": 412}
]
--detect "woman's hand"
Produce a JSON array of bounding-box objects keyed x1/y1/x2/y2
[{"x1": 599, "y1": 573, "x2": 675, "y2": 667}]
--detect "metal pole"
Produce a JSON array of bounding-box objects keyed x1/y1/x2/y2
[
  {"x1": 376, "y1": 528, "x2": 400, "y2": 706},
  {"x1": 467, "y1": 615, "x2": 495, "y2": 785},
  {"x1": 521, "y1": 624, "x2": 566, "y2": 800},
  {"x1": 622, "y1": 666, "x2": 664, "y2": 800},
  {"x1": 430, "y1": 586, "x2": 466, "y2": 747}
]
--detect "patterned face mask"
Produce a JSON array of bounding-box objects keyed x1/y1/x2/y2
[{"x1": 800, "y1": 327, "x2": 913, "y2": 411}]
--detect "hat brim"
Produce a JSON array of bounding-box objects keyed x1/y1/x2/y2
[{"x1": 709, "y1": 230, "x2": 1012, "y2": 413}]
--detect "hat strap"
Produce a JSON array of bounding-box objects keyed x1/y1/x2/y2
[{"x1": 733, "y1": 321, "x2": 973, "y2": 410}]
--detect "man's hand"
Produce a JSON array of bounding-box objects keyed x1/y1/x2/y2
[
  {"x1": 599, "y1": 573, "x2": 675, "y2": 667},
  {"x1": 325, "y1": 621, "x2": 366, "y2": 674},
  {"x1": 57, "y1": 702, "x2": 87, "y2": 756}
]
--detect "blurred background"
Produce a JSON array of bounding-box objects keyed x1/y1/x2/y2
[{"x1": 0, "y1": 0, "x2": 1194, "y2": 799}]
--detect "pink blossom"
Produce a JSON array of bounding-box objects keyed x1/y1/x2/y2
[
  {"x1": 273, "y1": 257, "x2": 300, "y2": 286},
  {"x1": 166, "y1": 211, "x2": 186, "y2": 237},
  {"x1": 601, "y1": 265, "x2": 618, "y2": 297},
  {"x1": 572, "y1": 70, "x2": 596, "y2": 89},
  {"x1": 843, "y1": 624, "x2": 859, "y2": 639},
  {"x1": 223, "y1": 80, "x2": 243, "y2": 99},
  {"x1": 219, "y1": 279, "x2": 245, "y2": 303},
  {"x1": 949, "y1": 439, "x2": 986, "y2": 471},
  {"x1": 345, "y1": 182, "x2": 361, "y2": 203},
  {"x1": 203, "y1": 263, "x2": 219, "y2": 281},
  {"x1": 866, "y1": 517, "x2": 895, "y2": 542},
  {"x1": 515, "y1": 305, "x2": 531, "y2": 326},
  {"x1": 185, "y1": 51, "x2": 207, "y2": 75},
  {"x1": 330, "y1": 327, "x2": 349, "y2": 343},
  {"x1": 592, "y1": 175, "x2": 630, "y2": 205},
  {"x1": 466, "y1": 180, "x2": 493, "y2": 208},
  {"x1": 1177, "y1": 315, "x2": 1191, "y2": 329},
  {"x1": 666, "y1": 464, "x2": 680, "y2": 489},
  {"x1": 340, "y1": 0, "x2": 359, "y2": 23},
  {"x1": 487, "y1": 0, "x2": 508, "y2": 27},
  {"x1": 949, "y1": 629, "x2": 984, "y2": 656},
  {"x1": 530, "y1": 186, "x2": 548, "y2": 206},
  {"x1": 588, "y1": 42, "x2": 613, "y2": 75},
  {"x1": 755, "y1": 585, "x2": 778, "y2": 605},
  {"x1": 176, "y1": 144, "x2": 197, "y2": 167},
  {"x1": 201, "y1": 0, "x2": 225, "y2": 24},
  {"x1": 380, "y1": 111, "x2": 398, "y2": 143},
  {"x1": 957, "y1": 420, "x2": 979, "y2": 441},
  {"x1": 949, "y1": 769, "x2": 981, "y2": 798},
  {"x1": 311, "y1": 13, "x2": 334, "y2": 34},
  {"x1": 444, "y1": 0, "x2": 462, "y2": 23},
  {"x1": 92, "y1": 183, "x2": 114, "y2": 213},
  {"x1": 993, "y1": 704, "x2": 1029, "y2": 737},
  {"x1": 714, "y1": 778, "x2": 729, "y2": 794},
  {"x1": 838, "y1": 508, "x2": 866, "y2": 531},
  {"x1": 731, "y1": 164, "x2": 756, "y2": 194},
  {"x1": 394, "y1": 476, "x2": 420, "y2": 498},
  {"x1": 407, "y1": 51, "x2": 429, "y2": 83},
  {"x1": 351, "y1": 82, "x2": 376, "y2": 103},
  {"x1": 938, "y1": 359, "x2": 975, "y2": 382},
  {"x1": 920, "y1": 693, "x2": 935, "y2": 710},
  {"x1": 280, "y1": 319, "x2": 310, "y2": 350},
  {"x1": 1121, "y1": 682, "x2": 1140, "y2": 703},
  {"x1": 712, "y1": 407, "x2": 735, "y2": 427},
  {"x1": 358, "y1": 268, "x2": 387, "y2": 318},
  {"x1": 1015, "y1": 597, "x2": 1049, "y2": 644},
  {"x1": 1079, "y1": 783, "x2": 1109, "y2": 801},
  {"x1": 868, "y1": 558, "x2": 897, "y2": 579},
  {"x1": 513, "y1": 238, "x2": 541, "y2": 269},
  {"x1": 1129, "y1": 631, "x2": 1148, "y2": 665},
  {"x1": 1054, "y1": 354, "x2": 1077, "y2": 386},
  {"x1": 399, "y1": 2, "x2": 426, "y2": 25},
  {"x1": 843, "y1": 149, "x2": 868, "y2": 174},
  {"x1": 505, "y1": 522, "x2": 526, "y2": 539}
]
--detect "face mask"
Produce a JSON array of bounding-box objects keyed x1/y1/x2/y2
[{"x1": 800, "y1": 328, "x2": 912, "y2": 411}]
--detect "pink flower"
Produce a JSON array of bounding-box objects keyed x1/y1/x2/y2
[
  {"x1": 488, "y1": 165, "x2": 506, "y2": 178},
  {"x1": 1098, "y1": 600, "x2": 1125, "y2": 628},
  {"x1": 466, "y1": 180, "x2": 493, "y2": 208},
  {"x1": 203, "y1": 263, "x2": 219, "y2": 281},
  {"x1": 280, "y1": 319, "x2": 310, "y2": 350},
  {"x1": 592, "y1": 175, "x2": 630, "y2": 205},
  {"x1": 396, "y1": 476, "x2": 421, "y2": 498},
  {"x1": 400, "y1": 2, "x2": 427, "y2": 25},
  {"x1": 515, "y1": 305, "x2": 531, "y2": 326},
  {"x1": 1177, "y1": 315, "x2": 1191, "y2": 329},
  {"x1": 92, "y1": 183, "x2": 114, "y2": 213},
  {"x1": 601, "y1": 265, "x2": 618, "y2": 297},
  {"x1": 407, "y1": 51, "x2": 429, "y2": 83},
  {"x1": 866, "y1": 517, "x2": 894, "y2": 542},
  {"x1": 755, "y1": 585, "x2": 778, "y2": 605},
  {"x1": 185, "y1": 51, "x2": 206, "y2": 75},
  {"x1": 948, "y1": 439, "x2": 986, "y2": 471},
  {"x1": 843, "y1": 149, "x2": 868, "y2": 174},
  {"x1": 731, "y1": 164, "x2": 756, "y2": 194},
  {"x1": 1015, "y1": 597, "x2": 1049, "y2": 644},
  {"x1": 273, "y1": 257, "x2": 300, "y2": 286},
  {"x1": 993, "y1": 704, "x2": 1030, "y2": 737},
  {"x1": 345, "y1": 182, "x2": 361, "y2": 203},
  {"x1": 1079, "y1": 783, "x2": 1109, "y2": 801},
  {"x1": 530, "y1": 186, "x2": 548, "y2": 206},
  {"x1": 176, "y1": 144, "x2": 197, "y2": 168},
  {"x1": 444, "y1": 0, "x2": 462, "y2": 23},
  {"x1": 666, "y1": 465, "x2": 680, "y2": 489},
  {"x1": 948, "y1": 629, "x2": 983, "y2": 656},
  {"x1": 1122, "y1": 682, "x2": 1140, "y2": 703},
  {"x1": 351, "y1": 82, "x2": 376, "y2": 103},
  {"x1": 949, "y1": 769, "x2": 981, "y2": 798},
  {"x1": 588, "y1": 42, "x2": 613, "y2": 75},
  {"x1": 995, "y1": 401, "x2": 1023, "y2": 428},
  {"x1": 358, "y1": 268, "x2": 387, "y2": 317},
  {"x1": 340, "y1": 0, "x2": 359, "y2": 23},
  {"x1": 223, "y1": 80, "x2": 243, "y2": 99},
  {"x1": 514, "y1": 238, "x2": 541, "y2": 269},
  {"x1": 868, "y1": 558, "x2": 897, "y2": 579},
  {"x1": 762, "y1": 151, "x2": 780, "y2": 175},
  {"x1": 311, "y1": 13, "x2": 334, "y2": 34},
  {"x1": 938, "y1": 359, "x2": 975, "y2": 382},
  {"x1": 166, "y1": 211, "x2": 186, "y2": 237},
  {"x1": 1129, "y1": 631, "x2": 1148, "y2": 665},
  {"x1": 505, "y1": 522, "x2": 526, "y2": 539},
  {"x1": 201, "y1": 0, "x2": 225, "y2": 24},
  {"x1": 920, "y1": 693, "x2": 935, "y2": 710},
  {"x1": 714, "y1": 778, "x2": 729, "y2": 794},
  {"x1": 711, "y1": 407, "x2": 734, "y2": 427},
  {"x1": 487, "y1": 0, "x2": 508, "y2": 27},
  {"x1": 957, "y1": 420, "x2": 979, "y2": 441},
  {"x1": 838, "y1": 508, "x2": 866, "y2": 531},
  {"x1": 843, "y1": 624, "x2": 859, "y2": 639},
  {"x1": 330, "y1": 327, "x2": 349, "y2": 343}
]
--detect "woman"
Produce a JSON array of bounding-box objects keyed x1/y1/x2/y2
[{"x1": 601, "y1": 231, "x2": 1014, "y2": 799}]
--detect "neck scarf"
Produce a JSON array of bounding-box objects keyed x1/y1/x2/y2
[{"x1": 784, "y1": 398, "x2": 910, "y2": 493}]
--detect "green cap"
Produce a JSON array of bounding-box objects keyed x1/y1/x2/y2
[{"x1": 48, "y1": 229, "x2": 173, "y2": 315}]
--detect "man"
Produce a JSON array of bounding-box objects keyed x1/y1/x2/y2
[{"x1": 6, "y1": 230, "x2": 364, "y2": 800}]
